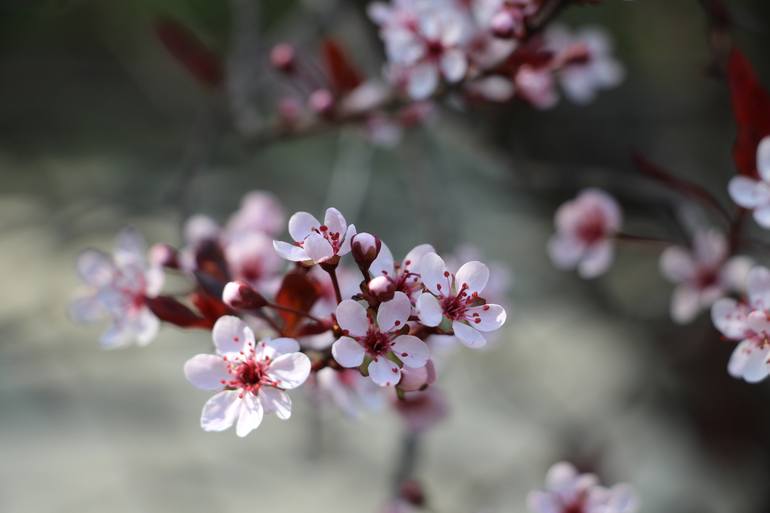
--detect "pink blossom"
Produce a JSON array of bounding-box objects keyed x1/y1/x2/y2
[
  {"x1": 332, "y1": 292, "x2": 430, "y2": 386},
  {"x1": 184, "y1": 316, "x2": 310, "y2": 437},
  {"x1": 416, "y1": 252, "x2": 507, "y2": 348},
  {"x1": 528, "y1": 462, "x2": 638, "y2": 513},
  {"x1": 313, "y1": 367, "x2": 385, "y2": 418},
  {"x1": 515, "y1": 64, "x2": 559, "y2": 109},
  {"x1": 548, "y1": 188, "x2": 622, "y2": 278},
  {"x1": 728, "y1": 136, "x2": 770, "y2": 228},
  {"x1": 70, "y1": 228, "x2": 164, "y2": 348},
  {"x1": 273, "y1": 207, "x2": 356, "y2": 264},
  {"x1": 660, "y1": 229, "x2": 752, "y2": 324},
  {"x1": 369, "y1": 242, "x2": 436, "y2": 301},
  {"x1": 546, "y1": 25, "x2": 625, "y2": 105},
  {"x1": 711, "y1": 265, "x2": 770, "y2": 383}
]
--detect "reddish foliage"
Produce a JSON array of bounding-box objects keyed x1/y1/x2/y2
[
  {"x1": 146, "y1": 295, "x2": 209, "y2": 329},
  {"x1": 191, "y1": 291, "x2": 233, "y2": 327},
  {"x1": 155, "y1": 17, "x2": 224, "y2": 88},
  {"x1": 321, "y1": 39, "x2": 364, "y2": 94},
  {"x1": 727, "y1": 48, "x2": 770, "y2": 178},
  {"x1": 275, "y1": 269, "x2": 321, "y2": 337}
]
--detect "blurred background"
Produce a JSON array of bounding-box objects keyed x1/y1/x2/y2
[{"x1": 2, "y1": 1, "x2": 770, "y2": 512}]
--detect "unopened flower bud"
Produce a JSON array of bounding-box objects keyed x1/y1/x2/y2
[
  {"x1": 398, "y1": 359, "x2": 437, "y2": 392},
  {"x1": 351, "y1": 232, "x2": 381, "y2": 270},
  {"x1": 368, "y1": 275, "x2": 395, "y2": 301},
  {"x1": 490, "y1": 10, "x2": 516, "y2": 39},
  {"x1": 149, "y1": 243, "x2": 179, "y2": 269},
  {"x1": 222, "y1": 280, "x2": 267, "y2": 310},
  {"x1": 308, "y1": 89, "x2": 335, "y2": 116},
  {"x1": 270, "y1": 43, "x2": 296, "y2": 73}
]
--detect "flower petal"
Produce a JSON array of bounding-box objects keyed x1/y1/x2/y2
[
  {"x1": 440, "y1": 49, "x2": 467, "y2": 82},
  {"x1": 69, "y1": 294, "x2": 106, "y2": 323},
  {"x1": 526, "y1": 491, "x2": 561, "y2": 513},
  {"x1": 304, "y1": 232, "x2": 335, "y2": 263},
  {"x1": 711, "y1": 298, "x2": 748, "y2": 339},
  {"x1": 201, "y1": 390, "x2": 241, "y2": 432},
  {"x1": 114, "y1": 227, "x2": 146, "y2": 266},
  {"x1": 547, "y1": 234, "x2": 584, "y2": 270},
  {"x1": 184, "y1": 354, "x2": 229, "y2": 391},
  {"x1": 76, "y1": 249, "x2": 115, "y2": 287},
  {"x1": 747, "y1": 266, "x2": 770, "y2": 309},
  {"x1": 670, "y1": 285, "x2": 701, "y2": 324},
  {"x1": 377, "y1": 291, "x2": 412, "y2": 332},
  {"x1": 265, "y1": 337, "x2": 300, "y2": 356},
  {"x1": 368, "y1": 357, "x2": 401, "y2": 387},
  {"x1": 578, "y1": 240, "x2": 614, "y2": 279},
  {"x1": 288, "y1": 211, "x2": 320, "y2": 242},
  {"x1": 420, "y1": 252, "x2": 450, "y2": 296},
  {"x1": 324, "y1": 207, "x2": 347, "y2": 236},
  {"x1": 758, "y1": 136, "x2": 770, "y2": 182},
  {"x1": 332, "y1": 336, "x2": 366, "y2": 368},
  {"x1": 212, "y1": 315, "x2": 255, "y2": 356},
  {"x1": 235, "y1": 393, "x2": 264, "y2": 437},
  {"x1": 133, "y1": 308, "x2": 160, "y2": 346},
  {"x1": 753, "y1": 205, "x2": 770, "y2": 228},
  {"x1": 370, "y1": 242, "x2": 395, "y2": 277},
  {"x1": 659, "y1": 246, "x2": 695, "y2": 283},
  {"x1": 391, "y1": 335, "x2": 430, "y2": 368},
  {"x1": 693, "y1": 229, "x2": 727, "y2": 267},
  {"x1": 416, "y1": 292, "x2": 443, "y2": 327},
  {"x1": 403, "y1": 244, "x2": 435, "y2": 272},
  {"x1": 455, "y1": 261, "x2": 490, "y2": 296},
  {"x1": 266, "y1": 352, "x2": 311, "y2": 389},
  {"x1": 740, "y1": 344, "x2": 770, "y2": 383},
  {"x1": 260, "y1": 387, "x2": 293, "y2": 420},
  {"x1": 728, "y1": 176, "x2": 769, "y2": 208},
  {"x1": 545, "y1": 461, "x2": 578, "y2": 489},
  {"x1": 338, "y1": 224, "x2": 357, "y2": 256},
  {"x1": 747, "y1": 310, "x2": 770, "y2": 336},
  {"x1": 465, "y1": 304, "x2": 506, "y2": 332},
  {"x1": 452, "y1": 320, "x2": 486, "y2": 348},
  {"x1": 407, "y1": 62, "x2": 438, "y2": 100},
  {"x1": 273, "y1": 240, "x2": 309, "y2": 262},
  {"x1": 335, "y1": 300, "x2": 369, "y2": 337}
]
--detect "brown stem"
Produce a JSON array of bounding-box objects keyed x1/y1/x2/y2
[
  {"x1": 264, "y1": 302, "x2": 324, "y2": 324},
  {"x1": 325, "y1": 265, "x2": 343, "y2": 304},
  {"x1": 613, "y1": 232, "x2": 678, "y2": 246}
]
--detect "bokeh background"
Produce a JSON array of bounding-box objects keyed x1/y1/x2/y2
[{"x1": 2, "y1": 1, "x2": 770, "y2": 512}]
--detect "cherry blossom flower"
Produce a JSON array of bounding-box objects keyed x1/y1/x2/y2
[
  {"x1": 546, "y1": 25, "x2": 625, "y2": 105},
  {"x1": 332, "y1": 292, "x2": 430, "y2": 386},
  {"x1": 527, "y1": 462, "x2": 638, "y2": 513},
  {"x1": 711, "y1": 266, "x2": 770, "y2": 383},
  {"x1": 369, "y1": 242, "x2": 435, "y2": 301},
  {"x1": 548, "y1": 188, "x2": 622, "y2": 279},
  {"x1": 416, "y1": 252, "x2": 507, "y2": 348},
  {"x1": 515, "y1": 64, "x2": 559, "y2": 109},
  {"x1": 225, "y1": 190, "x2": 286, "y2": 237},
  {"x1": 728, "y1": 136, "x2": 770, "y2": 228},
  {"x1": 370, "y1": 1, "x2": 471, "y2": 100},
  {"x1": 184, "y1": 316, "x2": 311, "y2": 437},
  {"x1": 70, "y1": 228, "x2": 164, "y2": 348},
  {"x1": 273, "y1": 207, "x2": 357, "y2": 264},
  {"x1": 660, "y1": 229, "x2": 752, "y2": 324}
]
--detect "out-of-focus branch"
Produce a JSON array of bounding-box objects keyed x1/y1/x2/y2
[
  {"x1": 227, "y1": 0, "x2": 263, "y2": 135},
  {"x1": 391, "y1": 431, "x2": 421, "y2": 495}
]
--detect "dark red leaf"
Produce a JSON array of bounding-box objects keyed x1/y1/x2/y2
[
  {"x1": 146, "y1": 295, "x2": 209, "y2": 329},
  {"x1": 321, "y1": 38, "x2": 364, "y2": 95},
  {"x1": 275, "y1": 269, "x2": 321, "y2": 337},
  {"x1": 191, "y1": 291, "x2": 232, "y2": 327},
  {"x1": 727, "y1": 48, "x2": 770, "y2": 177},
  {"x1": 155, "y1": 17, "x2": 224, "y2": 88}
]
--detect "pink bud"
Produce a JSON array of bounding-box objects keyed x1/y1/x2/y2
[
  {"x1": 149, "y1": 243, "x2": 179, "y2": 268},
  {"x1": 398, "y1": 480, "x2": 426, "y2": 507},
  {"x1": 398, "y1": 360, "x2": 437, "y2": 392},
  {"x1": 368, "y1": 275, "x2": 395, "y2": 301},
  {"x1": 278, "y1": 97, "x2": 302, "y2": 126},
  {"x1": 351, "y1": 232, "x2": 381, "y2": 270},
  {"x1": 222, "y1": 280, "x2": 267, "y2": 310},
  {"x1": 308, "y1": 89, "x2": 335, "y2": 116},
  {"x1": 490, "y1": 10, "x2": 516, "y2": 39},
  {"x1": 270, "y1": 43, "x2": 296, "y2": 73}
]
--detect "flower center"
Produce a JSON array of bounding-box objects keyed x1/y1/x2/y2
[
  {"x1": 317, "y1": 225, "x2": 343, "y2": 253},
  {"x1": 441, "y1": 284, "x2": 474, "y2": 320},
  {"x1": 363, "y1": 329, "x2": 392, "y2": 357},
  {"x1": 694, "y1": 266, "x2": 719, "y2": 289},
  {"x1": 576, "y1": 209, "x2": 607, "y2": 244}
]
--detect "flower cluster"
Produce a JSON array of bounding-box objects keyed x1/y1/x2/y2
[
  {"x1": 528, "y1": 462, "x2": 638, "y2": 513},
  {"x1": 71, "y1": 193, "x2": 508, "y2": 436}
]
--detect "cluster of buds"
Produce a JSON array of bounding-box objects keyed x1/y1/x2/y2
[{"x1": 71, "y1": 193, "x2": 508, "y2": 436}]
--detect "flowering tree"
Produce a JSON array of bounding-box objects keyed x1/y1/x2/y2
[{"x1": 66, "y1": 0, "x2": 770, "y2": 511}]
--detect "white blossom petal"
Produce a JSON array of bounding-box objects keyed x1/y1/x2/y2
[
  {"x1": 332, "y1": 336, "x2": 366, "y2": 368},
  {"x1": 403, "y1": 244, "x2": 435, "y2": 272},
  {"x1": 184, "y1": 354, "x2": 229, "y2": 391},
  {"x1": 728, "y1": 176, "x2": 769, "y2": 208},
  {"x1": 338, "y1": 224, "x2": 357, "y2": 256},
  {"x1": 133, "y1": 308, "x2": 160, "y2": 346},
  {"x1": 260, "y1": 387, "x2": 292, "y2": 420},
  {"x1": 670, "y1": 285, "x2": 701, "y2": 324},
  {"x1": 416, "y1": 292, "x2": 443, "y2": 327},
  {"x1": 440, "y1": 49, "x2": 467, "y2": 82},
  {"x1": 465, "y1": 304, "x2": 506, "y2": 332},
  {"x1": 288, "y1": 211, "x2": 320, "y2": 242},
  {"x1": 420, "y1": 252, "x2": 450, "y2": 296},
  {"x1": 266, "y1": 352, "x2": 311, "y2": 389},
  {"x1": 370, "y1": 242, "x2": 395, "y2": 277},
  {"x1": 201, "y1": 390, "x2": 241, "y2": 432},
  {"x1": 324, "y1": 207, "x2": 347, "y2": 236},
  {"x1": 368, "y1": 357, "x2": 401, "y2": 387},
  {"x1": 69, "y1": 295, "x2": 106, "y2": 323},
  {"x1": 455, "y1": 260, "x2": 490, "y2": 295},
  {"x1": 273, "y1": 240, "x2": 309, "y2": 262},
  {"x1": 452, "y1": 320, "x2": 486, "y2": 348},
  {"x1": 407, "y1": 62, "x2": 439, "y2": 100},
  {"x1": 578, "y1": 240, "x2": 614, "y2": 279},
  {"x1": 76, "y1": 249, "x2": 115, "y2": 287},
  {"x1": 304, "y1": 232, "x2": 335, "y2": 263},
  {"x1": 753, "y1": 205, "x2": 770, "y2": 228},
  {"x1": 391, "y1": 335, "x2": 430, "y2": 368},
  {"x1": 526, "y1": 491, "x2": 560, "y2": 513},
  {"x1": 659, "y1": 246, "x2": 695, "y2": 283},
  {"x1": 212, "y1": 315, "x2": 255, "y2": 356},
  {"x1": 711, "y1": 298, "x2": 748, "y2": 339},
  {"x1": 235, "y1": 393, "x2": 264, "y2": 437},
  {"x1": 758, "y1": 136, "x2": 770, "y2": 182},
  {"x1": 335, "y1": 300, "x2": 369, "y2": 337},
  {"x1": 747, "y1": 266, "x2": 770, "y2": 309},
  {"x1": 548, "y1": 234, "x2": 584, "y2": 270},
  {"x1": 377, "y1": 291, "x2": 412, "y2": 332}
]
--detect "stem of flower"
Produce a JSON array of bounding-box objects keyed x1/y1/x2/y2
[
  {"x1": 264, "y1": 302, "x2": 323, "y2": 324},
  {"x1": 391, "y1": 431, "x2": 421, "y2": 496},
  {"x1": 613, "y1": 232, "x2": 678, "y2": 246},
  {"x1": 325, "y1": 265, "x2": 343, "y2": 304}
]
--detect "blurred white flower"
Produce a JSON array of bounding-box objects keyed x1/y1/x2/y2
[{"x1": 728, "y1": 136, "x2": 770, "y2": 227}]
